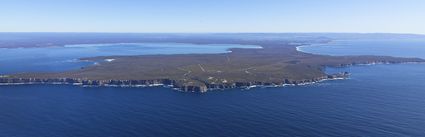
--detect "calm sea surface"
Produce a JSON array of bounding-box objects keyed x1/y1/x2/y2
[
  {"x1": 0, "y1": 43, "x2": 260, "y2": 74},
  {"x1": 297, "y1": 39, "x2": 425, "y2": 59},
  {"x1": 1, "y1": 40, "x2": 425, "y2": 137}
]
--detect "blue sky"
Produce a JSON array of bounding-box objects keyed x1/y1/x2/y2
[{"x1": 1, "y1": 0, "x2": 424, "y2": 34}]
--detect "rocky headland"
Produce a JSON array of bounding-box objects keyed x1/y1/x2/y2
[{"x1": 1, "y1": 40, "x2": 424, "y2": 92}]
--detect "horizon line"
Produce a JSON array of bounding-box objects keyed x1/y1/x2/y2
[{"x1": 0, "y1": 31, "x2": 424, "y2": 35}]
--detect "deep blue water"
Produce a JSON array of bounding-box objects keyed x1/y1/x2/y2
[
  {"x1": 0, "y1": 43, "x2": 260, "y2": 74},
  {"x1": 1, "y1": 40, "x2": 425, "y2": 137}
]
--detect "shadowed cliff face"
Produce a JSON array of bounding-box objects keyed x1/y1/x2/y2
[{"x1": 3, "y1": 40, "x2": 425, "y2": 92}]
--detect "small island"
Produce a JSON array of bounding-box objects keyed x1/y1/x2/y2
[{"x1": 1, "y1": 38, "x2": 424, "y2": 92}]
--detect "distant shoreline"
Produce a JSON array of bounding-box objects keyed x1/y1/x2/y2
[{"x1": 3, "y1": 42, "x2": 424, "y2": 92}]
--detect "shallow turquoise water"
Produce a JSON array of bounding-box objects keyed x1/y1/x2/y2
[
  {"x1": 1, "y1": 40, "x2": 425, "y2": 137},
  {"x1": 0, "y1": 43, "x2": 260, "y2": 74},
  {"x1": 297, "y1": 39, "x2": 425, "y2": 59}
]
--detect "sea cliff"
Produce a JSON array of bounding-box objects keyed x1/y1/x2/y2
[
  {"x1": 2, "y1": 40, "x2": 424, "y2": 92},
  {"x1": 0, "y1": 72, "x2": 349, "y2": 92}
]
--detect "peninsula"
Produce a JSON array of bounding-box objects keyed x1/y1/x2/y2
[{"x1": 1, "y1": 34, "x2": 424, "y2": 92}]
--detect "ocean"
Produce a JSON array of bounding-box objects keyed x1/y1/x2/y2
[
  {"x1": 1, "y1": 40, "x2": 425, "y2": 137},
  {"x1": 0, "y1": 43, "x2": 260, "y2": 74}
]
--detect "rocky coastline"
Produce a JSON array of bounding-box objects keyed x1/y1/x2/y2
[
  {"x1": 0, "y1": 72, "x2": 349, "y2": 93},
  {"x1": 2, "y1": 38, "x2": 424, "y2": 93}
]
